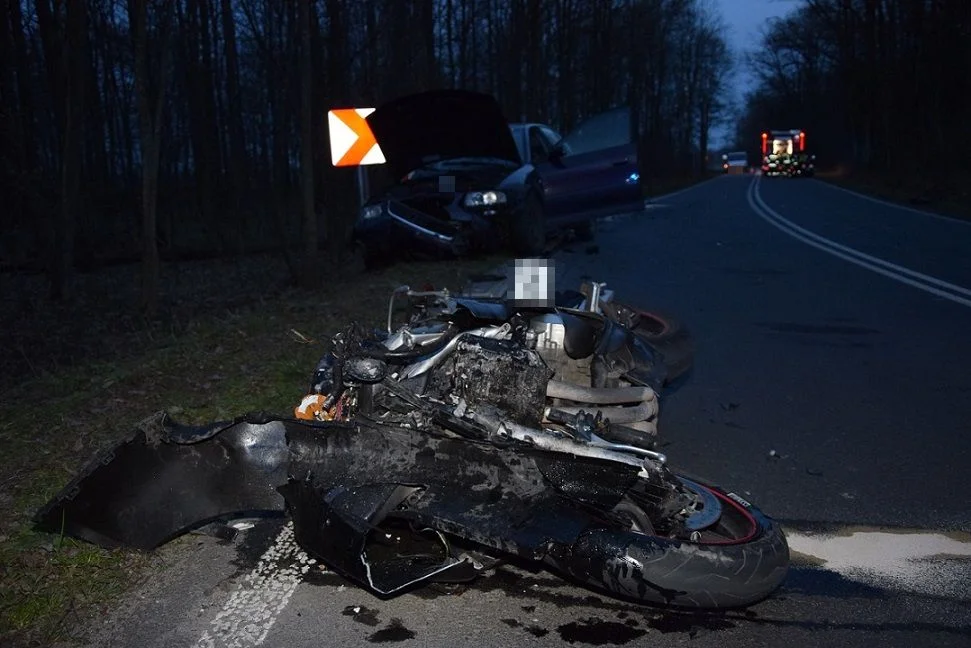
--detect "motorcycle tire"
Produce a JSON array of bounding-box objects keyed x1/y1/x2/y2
[
  {"x1": 620, "y1": 306, "x2": 694, "y2": 384},
  {"x1": 546, "y1": 474, "x2": 789, "y2": 609}
]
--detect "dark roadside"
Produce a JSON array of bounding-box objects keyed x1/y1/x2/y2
[{"x1": 816, "y1": 167, "x2": 971, "y2": 223}]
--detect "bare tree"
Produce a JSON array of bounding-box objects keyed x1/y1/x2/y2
[
  {"x1": 298, "y1": 0, "x2": 318, "y2": 289},
  {"x1": 221, "y1": 0, "x2": 247, "y2": 253},
  {"x1": 130, "y1": 0, "x2": 172, "y2": 316},
  {"x1": 35, "y1": 0, "x2": 85, "y2": 299}
]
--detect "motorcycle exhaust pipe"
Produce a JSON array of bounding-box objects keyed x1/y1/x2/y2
[
  {"x1": 546, "y1": 380, "x2": 656, "y2": 405},
  {"x1": 546, "y1": 401, "x2": 657, "y2": 424}
]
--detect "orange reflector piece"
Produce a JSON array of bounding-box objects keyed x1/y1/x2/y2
[{"x1": 295, "y1": 393, "x2": 328, "y2": 420}]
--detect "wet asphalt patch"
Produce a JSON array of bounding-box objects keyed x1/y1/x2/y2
[
  {"x1": 366, "y1": 618, "x2": 416, "y2": 643},
  {"x1": 343, "y1": 605, "x2": 381, "y2": 626},
  {"x1": 201, "y1": 515, "x2": 971, "y2": 646}
]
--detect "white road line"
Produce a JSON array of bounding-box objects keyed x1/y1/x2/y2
[
  {"x1": 195, "y1": 522, "x2": 311, "y2": 648},
  {"x1": 752, "y1": 176, "x2": 971, "y2": 298},
  {"x1": 747, "y1": 176, "x2": 971, "y2": 309},
  {"x1": 785, "y1": 528, "x2": 971, "y2": 600},
  {"x1": 812, "y1": 178, "x2": 971, "y2": 224}
]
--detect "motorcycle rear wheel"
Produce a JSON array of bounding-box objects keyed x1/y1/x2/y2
[{"x1": 547, "y1": 474, "x2": 789, "y2": 609}]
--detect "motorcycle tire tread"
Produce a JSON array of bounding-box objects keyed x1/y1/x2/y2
[{"x1": 549, "y1": 478, "x2": 789, "y2": 609}]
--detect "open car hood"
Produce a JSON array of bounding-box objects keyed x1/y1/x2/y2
[{"x1": 366, "y1": 90, "x2": 522, "y2": 179}]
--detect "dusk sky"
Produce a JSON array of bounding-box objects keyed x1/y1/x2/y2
[
  {"x1": 711, "y1": 0, "x2": 800, "y2": 146},
  {"x1": 716, "y1": 0, "x2": 800, "y2": 52}
]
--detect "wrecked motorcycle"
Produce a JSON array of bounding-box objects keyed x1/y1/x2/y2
[{"x1": 34, "y1": 271, "x2": 788, "y2": 610}]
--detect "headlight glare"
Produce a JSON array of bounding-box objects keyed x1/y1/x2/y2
[
  {"x1": 464, "y1": 190, "x2": 507, "y2": 207},
  {"x1": 361, "y1": 204, "x2": 382, "y2": 220}
]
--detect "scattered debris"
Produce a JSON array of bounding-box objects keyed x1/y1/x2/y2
[{"x1": 289, "y1": 329, "x2": 316, "y2": 344}]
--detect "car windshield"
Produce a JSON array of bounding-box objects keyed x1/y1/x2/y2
[
  {"x1": 509, "y1": 125, "x2": 527, "y2": 162},
  {"x1": 563, "y1": 107, "x2": 631, "y2": 155}
]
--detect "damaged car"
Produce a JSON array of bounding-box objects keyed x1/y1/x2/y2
[
  {"x1": 34, "y1": 264, "x2": 788, "y2": 609},
  {"x1": 353, "y1": 90, "x2": 644, "y2": 261}
]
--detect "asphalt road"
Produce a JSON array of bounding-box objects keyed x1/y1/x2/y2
[{"x1": 83, "y1": 175, "x2": 971, "y2": 648}]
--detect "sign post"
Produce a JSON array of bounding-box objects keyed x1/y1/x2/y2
[
  {"x1": 356, "y1": 166, "x2": 368, "y2": 208},
  {"x1": 327, "y1": 107, "x2": 386, "y2": 209}
]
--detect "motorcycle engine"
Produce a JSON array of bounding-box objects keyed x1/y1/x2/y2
[
  {"x1": 424, "y1": 335, "x2": 554, "y2": 427},
  {"x1": 527, "y1": 313, "x2": 595, "y2": 387}
]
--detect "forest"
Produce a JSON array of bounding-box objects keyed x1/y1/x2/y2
[
  {"x1": 1, "y1": 0, "x2": 732, "y2": 311},
  {"x1": 737, "y1": 0, "x2": 970, "y2": 184}
]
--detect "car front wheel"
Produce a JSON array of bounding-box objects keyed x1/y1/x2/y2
[{"x1": 511, "y1": 192, "x2": 546, "y2": 255}]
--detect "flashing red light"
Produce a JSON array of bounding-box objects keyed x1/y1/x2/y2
[
  {"x1": 761, "y1": 132, "x2": 768, "y2": 155},
  {"x1": 799, "y1": 131, "x2": 806, "y2": 151}
]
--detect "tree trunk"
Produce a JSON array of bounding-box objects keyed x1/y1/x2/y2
[
  {"x1": 197, "y1": 0, "x2": 223, "y2": 230},
  {"x1": 221, "y1": 0, "x2": 247, "y2": 255},
  {"x1": 557, "y1": 0, "x2": 576, "y2": 131},
  {"x1": 52, "y1": 0, "x2": 85, "y2": 299},
  {"x1": 418, "y1": 0, "x2": 436, "y2": 89},
  {"x1": 183, "y1": 0, "x2": 219, "y2": 253},
  {"x1": 32, "y1": 0, "x2": 85, "y2": 299},
  {"x1": 503, "y1": 1, "x2": 524, "y2": 120},
  {"x1": 130, "y1": 0, "x2": 170, "y2": 317},
  {"x1": 526, "y1": 0, "x2": 543, "y2": 121},
  {"x1": 298, "y1": 0, "x2": 318, "y2": 289},
  {"x1": 7, "y1": 0, "x2": 34, "y2": 174},
  {"x1": 444, "y1": 0, "x2": 455, "y2": 85}
]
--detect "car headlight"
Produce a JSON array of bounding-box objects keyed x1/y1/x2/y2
[
  {"x1": 463, "y1": 190, "x2": 507, "y2": 207},
  {"x1": 360, "y1": 204, "x2": 382, "y2": 220}
]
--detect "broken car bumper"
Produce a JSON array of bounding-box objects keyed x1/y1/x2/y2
[{"x1": 354, "y1": 200, "x2": 508, "y2": 258}]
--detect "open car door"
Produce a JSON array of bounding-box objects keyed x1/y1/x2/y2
[{"x1": 534, "y1": 107, "x2": 643, "y2": 225}]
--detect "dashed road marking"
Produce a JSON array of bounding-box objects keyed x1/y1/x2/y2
[{"x1": 195, "y1": 522, "x2": 312, "y2": 648}]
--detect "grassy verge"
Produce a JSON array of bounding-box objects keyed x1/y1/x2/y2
[
  {"x1": 0, "y1": 254, "x2": 502, "y2": 647},
  {"x1": 816, "y1": 167, "x2": 971, "y2": 223}
]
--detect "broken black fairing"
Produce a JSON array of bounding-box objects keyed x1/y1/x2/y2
[
  {"x1": 33, "y1": 406, "x2": 643, "y2": 596},
  {"x1": 280, "y1": 416, "x2": 642, "y2": 595},
  {"x1": 33, "y1": 411, "x2": 291, "y2": 550}
]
